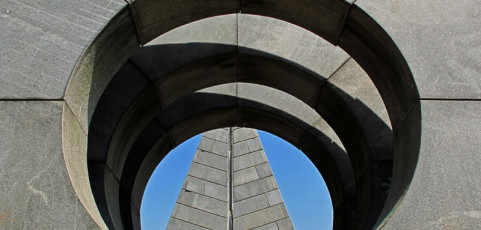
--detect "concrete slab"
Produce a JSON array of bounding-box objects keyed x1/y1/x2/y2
[
  {"x1": 381, "y1": 101, "x2": 481, "y2": 229},
  {"x1": 355, "y1": 0, "x2": 481, "y2": 99},
  {"x1": 0, "y1": 101, "x2": 98, "y2": 229},
  {"x1": 0, "y1": 0, "x2": 126, "y2": 99}
]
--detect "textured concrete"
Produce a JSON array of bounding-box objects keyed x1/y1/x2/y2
[
  {"x1": 0, "y1": 101, "x2": 98, "y2": 229},
  {"x1": 356, "y1": 0, "x2": 481, "y2": 99},
  {"x1": 0, "y1": 0, "x2": 126, "y2": 99},
  {"x1": 380, "y1": 101, "x2": 481, "y2": 229},
  {"x1": 238, "y1": 14, "x2": 349, "y2": 78},
  {"x1": 2, "y1": 0, "x2": 479, "y2": 229}
]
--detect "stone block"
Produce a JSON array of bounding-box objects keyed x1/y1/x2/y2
[
  {"x1": 202, "y1": 166, "x2": 228, "y2": 186},
  {"x1": 234, "y1": 167, "x2": 260, "y2": 186},
  {"x1": 276, "y1": 218, "x2": 295, "y2": 230},
  {"x1": 233, "y1": 150, "x2": 267, "y2": 172},
  {"x1": 237, "y1": 83, "x2": 320, "y2": 128},
  {"x1": 204, "y1": 128, "x2": 230, "y2": 143},
  {"x1": 233, "y1": 127, "x2": 257, "y2": 143},
  {"x1": 188, "y1": 162, "x2": 206, "y2": 178},
  {"x1": 177, "y1": 190, "x2": 196, "y2": 207},
  {"x1": 130, "y1": 15, "x2": 238, "y2": 83},
  {"x1": 198, "y1": 137, "x2": 215, "y2": 152},
  {"x1": 256, "y1": 163, "x2": 274, "y2": 178},
  {"x1": 233, "y1": 194, "x2": 270, "y2": 218},
  {"x1": 246, "y1": 137, "x2": 264, "y2": 153},
  {"x1": 191, "y1": 194, "x2": 228, "y2": 217},
  {"x1": 127, "y1": 0, "x2": 239, "y2": 44},
  {"x1": 238, "y1": 14, "x2": 349, "y2": 78},
  {"x1": 234, "y1": 177, "x2": 277, "y2": 202},
  {"x1": 328, "y1": 58, "x2": 393, "y2": 161},
  {"x1": 266, "y1": 190, "x2": 284, "y2": 206},
  {"x1": 171, "y1": 204, "x2": 227, "y2": 230},
  {"x1": 185, "y1": 177, "x2": 228, "y2": 202},
  {"x1": 233, "y1": 141, "x2": 250, "y2": 157},
  {"x1": 233, "y1": 204, "x2": 287, "y2": 229},
  {"x1": 211, "y1": 141, "x2": 229, "y2": 157},
  {"x1": 194, "y1": 150, "x2": 228, "y2": 171}
]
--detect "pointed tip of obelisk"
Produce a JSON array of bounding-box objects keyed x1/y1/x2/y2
[{"x1": 166, "y1": 127, "x2": 295, "y2": 230}]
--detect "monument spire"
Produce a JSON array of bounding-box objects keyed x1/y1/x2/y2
[{"x1": 166, "y1": 127, "x2": 294, "y2": 230}]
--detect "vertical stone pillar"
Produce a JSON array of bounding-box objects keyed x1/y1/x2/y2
[{"x1": 167, "y1": 128, "x2": 294, "y2": 230}]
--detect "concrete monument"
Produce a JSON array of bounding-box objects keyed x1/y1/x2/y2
[{"x1": 0, "y1": 0, "x2": 480, "y2": 229}]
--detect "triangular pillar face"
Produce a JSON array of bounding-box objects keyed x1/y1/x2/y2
[{"x1": 167, "y1": 127, "x2": 294, "y2": 230}]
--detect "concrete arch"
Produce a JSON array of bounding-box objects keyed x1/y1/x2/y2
[
  {"x1": 85, "y1": 42, "x2": 397, "y2": 229},
  {"x1": 60, "y1": 4, "x2": 419, "y2": 229},
  {"x1": 3, "y1": 0, "x2": 479, "y2": 229}
]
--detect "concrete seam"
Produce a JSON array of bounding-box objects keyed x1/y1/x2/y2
[
  {"x1": 337, "y1": 1, "x2": 357, "y2": 46},
  {"x1": 106, "y1": 164, "x2": 120, "y2": 183},
  {"x1": 170, "y1": 216, "x2": 215, "y2": 229},
  {"x1": 420, "y1": 98, "x2": 481, "y2": 101},
  {"x1": 392, "y1": 100, "x2": 420, "y2": 133},
  {"x1": 123, "y1": 0, "x2": 142, "y2": 46},
  {"x1": 127, "y1": 60, "x2": 155, "y2": 84},
  {"x1": 228, "y1": 127, "x2": 234, "y2": 230},
  {"x1": 191, "y1": 162, "x2": 228, "y2": 173},
  {"x1": 0, "y1": 98, "x2": 64, "y2": 101},
  {"x1": 232, "y1": 136, "x2": 258, "y2": 144},
  {"x1": 60, "y1": 102, "x2": 103, "y2": 229},
  {"x1": 174, "y1": 202, "x2": 228, "y2": 219},
  {"x1": 233, "y1": 174, "x2": 272, "y2": 188},
  {"x1": 127, "y1": 60, "x2": 164, "y2": 110},
  {"x1": 63, "y1": 100, "x2": 88, "y2": 134},
  {"x1": 327, "y1": 57, "x2": 352, "y2": 81},
  {"x1": 233, "y1": 162, "x2": 270, "y2": 174},
  {"x1": 176, "y1": 188, "x2": 227, "y2": 204},
  {"x1": 186, "y1": 174, "x2": 228, "y2": 188},
  {"x1": 200, "y1": 150, "x2": 229, "y2": 158},
  {"x1": 232, "y1": 187, "x2": 278, "y2": 203},
  {"x1": 232, "y1": 203, "x2": 288, "y2": 220},
  {"x1": 203, "y1": 135, "x2": 229, "y2": 144}
]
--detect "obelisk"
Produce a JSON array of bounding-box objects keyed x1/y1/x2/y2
[{"x1": 166, "y1": 127, "x2": 294, "y2": 230}]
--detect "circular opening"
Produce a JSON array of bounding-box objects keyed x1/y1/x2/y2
[
  {"x1": 141, "y1": 130, "x2": 333, "y2": 230},
  {"x1": 63, "y1": 4, "x2": 421, "y2": 230}
]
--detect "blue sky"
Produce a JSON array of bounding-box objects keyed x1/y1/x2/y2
[{"x1": 141, "y1": 130, "x2": 333, "y2": 229}]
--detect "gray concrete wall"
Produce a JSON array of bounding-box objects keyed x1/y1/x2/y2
[{"x1": 0, "y1": 0, "x2": 480, "y2": 229}]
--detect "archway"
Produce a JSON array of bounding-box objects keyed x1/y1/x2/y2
[{"x1": 63, "y1": 3, "x2": 421, "y2": 230}]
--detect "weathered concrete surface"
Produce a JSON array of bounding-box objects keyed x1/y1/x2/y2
[
  {"x1": 1, "y1": 0, "x2": 479, "y2": 228},
  {"x1": 356, "y1": 0, "x2": 481, "y2": 99},
  {"x1": 0, "y1": 0, "x2": 126, "y2": 99},
  {"x1": 380, "y1": 101, "x2": 481, "y2": 229},
  {"x1": 238, "y1": 14, "x2": 349, "y2": 79},
  {"x1": 0, "y1": 101, "x2": 99, "y2": 229}
]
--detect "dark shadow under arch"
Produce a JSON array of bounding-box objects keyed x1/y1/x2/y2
[
  {"x1": 63, "y1": 4, "x2": 421, "y2": 230},
  {"x1": 87, "y1": 43, "x2": 398, "y2": 230}
]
